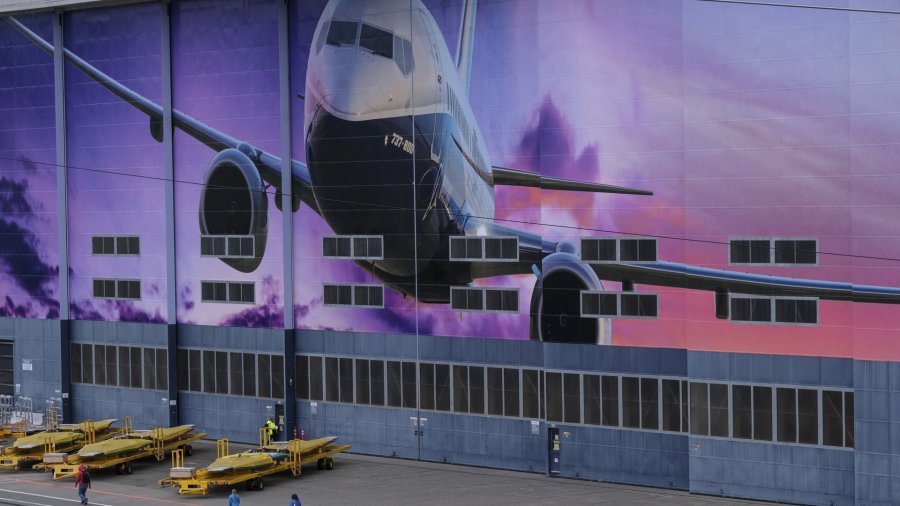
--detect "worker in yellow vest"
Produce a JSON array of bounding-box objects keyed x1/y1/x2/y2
[{"x1": 265, "y1": 417, "x2": 278, "y2": 441}]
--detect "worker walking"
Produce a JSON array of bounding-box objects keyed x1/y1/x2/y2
[
  {"x1": 228, "y1": 489, "x2": 240, "y2": 506},
  {"x1": 74, "y1": 464, "x2": 91, "y2": 504}
]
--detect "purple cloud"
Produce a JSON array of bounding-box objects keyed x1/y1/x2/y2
[
  {"x1": 0, "y1": 175, "x2": 60, "y2": 318},
  {"x1": 221, "y1": 276, "x2": 284, "y2": 328}
]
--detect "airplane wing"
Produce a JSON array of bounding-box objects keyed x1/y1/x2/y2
[
  {"x1": 463, "y1": 216, "x2": 900, "y2": 314},
  {"x1": 4, "y1": 17, "x2": 319, "y2": 215},
  {"x1": 491, "y1": 166, "x2": 653, "y2": 196}
]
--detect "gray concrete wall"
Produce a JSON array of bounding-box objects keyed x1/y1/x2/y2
[{"x1": 0, "y1": 316, "x2": 61, "y2": 409}]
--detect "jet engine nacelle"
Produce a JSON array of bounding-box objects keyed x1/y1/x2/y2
[
  {"x1": 530, "y1": 249, "x2": 611, "y2": 345},
  {"x1": 199, "y1": 148, "x2": 268, "y2": 273}
]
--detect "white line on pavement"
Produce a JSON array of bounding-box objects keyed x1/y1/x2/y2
[{"x1": 0, "y1": 488, "x2": 113, "y2": 506}]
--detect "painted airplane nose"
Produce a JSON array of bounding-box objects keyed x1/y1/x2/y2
[{"x1": 315, "y1": 54, "x2": 380, "y2": 117}]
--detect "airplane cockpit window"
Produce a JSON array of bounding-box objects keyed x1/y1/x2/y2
[
  {"x1": 326, "y1": 20, "x2": 359, "y2": 46},
  {"x1": 316, "y1": 21, "x2": 330, "y2": 53},
  {"x1": 394, "y1": 36, "x2": 414, "y2": 75},
  {"x1": 360, "y1": 23, "x2": 393, "y2": 58},
  {"x1": 322, "y1": 19, "x2": 413, "y2": 76}
]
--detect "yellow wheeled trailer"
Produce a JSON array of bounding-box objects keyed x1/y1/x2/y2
[
  {"x1": 159, "y1": 433, "x2": 350, "y2": 496},
  {"x1": 35, "y1": 424, "x2": 207, "y2": 480},
  {"x1": 0, "y1": 420, "x2": 117, "y2": 471}
]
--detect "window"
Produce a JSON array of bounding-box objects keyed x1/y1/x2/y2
[
  {"x1": 387, "y1": 361, "x2": 402, "y2": 407},
  {"x1": 402, "y1": 362, "x2": 416, "y2": 409},
  {"x1": 419, "y1": 363, "x2": 434, "y2": 410},
  {"x1": 309, "y1": 356, "x2": 323, "y2": 401},
  {"x1": 775, "y1": 298, "x2": 818, "y2": 324},
  {"x1": 229, "y1": 352, "x2": 256, "y2": 397},
  {"x1": 731, "y1": 296, "x2": 817, "y2": 325},
  {"x1": 601, "y1": 376, "x2": 619, "y2": 427},
  {"x1": 581, "y1": 291, "x2": 658, "y2": 318},
  {"x1": 503, "y1": 368, "x2": 520, "y2": 417},
  {"x1": 324, "y1": 284, "x2": 383, "y2": 308},
  {"x1": 844, "y1": 391, "x2": 854, "y2": 448},
  {"x1": 326, "y1": 20, "x2": 358, "y2": 46},
  {"x1": 662, "y1": 379, "x2": 681, "y2": 432},
  {"x1": 296, "y1": 356, "x2": 309, "y2": 400},
  {"x1": 93, "y1": 345, "x2": 108, "y2": 386},
  {"x1": 821, "y1": 390, "x2": 841, "y2": 447},
  {"x1": 730, "y1": 238, "x2": 816, "y2": 265},
  {"x1": 451, "y1": 288, "x2": 518, "y2": 312},
  {"x1": 581, "y1": 237, "x2": 656, "y2": 262},
  {"x1": 641, "y1": 378, "x2": 659, "y2": 430},
  {"x1": 71, "y1": 343, "x2": 83, "y2": 384},
  {"x1": 563, "y1": 373, "x2": 580, "y2": 424},
  {"x1": 522, "y1": 369, "x2": 539, "y2": 419},
  {"x1": 93, "y1": 279, "x2": 140, "y2": 300},
  {"x1": 777, "y1": 387, "x2": 797, "y2": 443},
  {"x1": 201, "y1": 235, "x2": 254, "y2": 258},
  {"x1": 201, "y1": 281, "x2": 254, "y2": 304},
  {"x1": 356, "y1": 360, "x2": 370, "y2": 405},
  {"x1": 201, "y1": 350, "x2": 228, "y2": 395},
  {"x1": 753, "y1": 386, "x2": 773, "y2": 441},
  {"x1": 797, "y1": 388, "x2": 818, "y2": 445},
  {"x1": 394, "y1": 35, "x2": 414, "y2": 75},
  {"x1": 545, "y1": 372, "x2": 562, "y2": 422},
  {"x1": 340, "y1": 358, "x2": 353, "y2": 404},
  {"x1": 370, "y1": 360, "x2": 385, "y2": 406},
  {"x1": 584, "y1": 375, "x2": 601, "y2": 425},
  {"x1": 92, "y1": 235, "x2": 139, "y2": 255},
  {"x1": 709, "y1": 383, "x2": 729, "y2": 437},
  {"x1": 453, "y1": 365, "x2": 468, "y2": 413},
  {"x1": 435, "y1": 364, "x2": 450, "y2": 411},
  {"x1": 450, "y1": 237, "x2": 518, "y2": 261},
  {"x1": 622, "y1": 377, "x2": 640, "y2": 428},
  {"x1": 360, "y1": 23, "x2": 393, "y2": 58},
  {"x1": 730, "y1": 239, "x2": 770, "y2": 264},
  {"x1": 732, "y1": 385, "x2": 752, "y2": 439},
  {"x1": 690, "y1": 382, "x2": 709, "y2": 436},
  {"x1": 470, "y1": 366, "x2": 485, "y2": 414},
  {"x1": 258, "y1": 354, "x2": 272, "y2": 399},
  {"x1": 81, "y1": 344, "x2": 93, "y2": 384},
  {"x1": 774, "y1": 240, "x2": 817, "y2": 264},
  {"x1": 323, "y1": 236, "x2": 383, "y2": 260},
  {"x1": 325, "y1": 357, "x2": 339, "y2": 402}
]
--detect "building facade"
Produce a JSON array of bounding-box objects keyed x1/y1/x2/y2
[{"x1": 2, "y1": 0, "x2": 900, "y2": 504}]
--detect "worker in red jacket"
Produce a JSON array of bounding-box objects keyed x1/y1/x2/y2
[{"x1": 74, "y1": 464, "x2": 91, "y2": 504}]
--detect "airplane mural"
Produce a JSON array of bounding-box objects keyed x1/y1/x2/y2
[{"x1": 4, "y1": 0, "x2": 900, "y2": 348}]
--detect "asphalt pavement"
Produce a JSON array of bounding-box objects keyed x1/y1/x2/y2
[{"x1": 0, "y1": 440, "x2": 777, "y2": 506}]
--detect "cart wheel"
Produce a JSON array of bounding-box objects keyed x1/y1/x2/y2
[
  {"x1": 125, "y1": 463, "x2": 133, "y2": 475},
  {"x1": 115, "y1": 463, "x2": 123, "y2": 475},
  {"x1": 184, "y1": 445, "x2": 193, "y2": 456},
  {"x1": 246, "y1": 478, "x2": 255, "y2": 491},
  {"x1": 325, "y1": 457, "x2": 334, "y2": 470},
  {"x1": 256, "y1": 478, "x2": 264, "y2": 491},
  {"x1": 317, "y1": 458, "x2": 325, "y2": 470}
]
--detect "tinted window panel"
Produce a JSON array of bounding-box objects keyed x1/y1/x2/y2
[
  {"x1": 503, "y1": 368, "x2": 520, "y2": 417},
  {"x1": 732, "y1": 385, "x2": 752, "y2": 439},
  {"x1": 563, "y1": 373, "x2": 580, "y2": 424},
  {"x1": 777, "y1": 388, "x2": 797, "y2": 443},
  {"x1": 469, "y1": 366, "x2": 485, "y2": 414},
  {"x1": 622, "y1": 377, "x2": 640, "y2": 429},
  {"x1": 545, "y1": 372, "x2": 562, "y2": 422},
  {"x1": 419, "y1": 363, "x2": 434, "y2": 410},
  {"x1": 798, "y1": 388, "x2": 818, "y2": 445},
  {"x1": 690, "y1": 382, "x2": 709, "y2": 436},
  {"x1": 753, "y1": 386, "x2": 773, "y2": 441},
  {"x1": 662, "y1": 379, "x2": 680, "y2": 432},
  {"x1": 601, "y1": 376, "x2": 619, "y2": 427},
  {"x1": 584, "y1": 375, "x2": 601, "y2": 425},
  {"x1": 709, "y1": 383, "x2": 729, "y2": 437},
  {"x1": 487, "y1": 367, "x2": 503, "y2": 416},
  {"x1": 641, "y1": 378, "x2": 659, "y2": 430}
]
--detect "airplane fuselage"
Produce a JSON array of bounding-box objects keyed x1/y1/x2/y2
[{"x1": 305, "y1": 0, "x2": 495, "y2": 302}]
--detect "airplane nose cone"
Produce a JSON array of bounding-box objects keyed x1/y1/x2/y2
[{"x1": 317, "y1": 52, "x2": 377, "y2": 116}]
